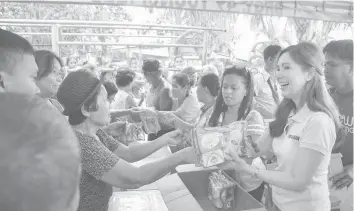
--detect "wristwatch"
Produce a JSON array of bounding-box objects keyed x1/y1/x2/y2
[{"x1": 251, "y1": 167, "x2": 260, "y2": 179}]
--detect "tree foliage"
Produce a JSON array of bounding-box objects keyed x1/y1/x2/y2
[{"x1": 0, "y1": 2, "x2": 132, "y2": 58}]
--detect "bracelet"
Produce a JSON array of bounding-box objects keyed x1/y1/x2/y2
[{"x1": 251, "y1": 167, "x2": 260, "y2": 179}]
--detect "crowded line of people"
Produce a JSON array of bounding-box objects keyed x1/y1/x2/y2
[{"x1": 0, "y1": 27, "x2": 352, "y2": 211}]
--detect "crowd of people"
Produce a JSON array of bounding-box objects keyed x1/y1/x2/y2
[{"x1": 0, "y1": 27, "x2": 352, "y2": 211}]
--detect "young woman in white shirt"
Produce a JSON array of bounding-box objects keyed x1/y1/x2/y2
[
  {"x1": 221, "y1": 42, "x2": 341, "y2": 211},
  {"x1": 170, "y1": 72, "x2": 201, "y2": 123}
]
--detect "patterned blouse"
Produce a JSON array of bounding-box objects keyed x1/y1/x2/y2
[{"x1": 75, "y1": 129, "x2": 121, "y2": 211}]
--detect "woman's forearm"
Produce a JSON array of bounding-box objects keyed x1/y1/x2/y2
[
  {"x1": 110, "y1": 109, "x2": 131, "y2": 119},
  {"x1": 127, "y1": 136, "x2": 167, "y2": 162},
  {"x1": 157, "y1": 111, "x2": 194, "y2": 130},
  {"x1": 245, "y1": 165, "x2": 307, "y2": 192},
  {"x1": 138, "y1": 150, "x2": 185, "y2": 185}
]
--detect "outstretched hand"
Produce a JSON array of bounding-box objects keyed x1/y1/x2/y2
[
  {"x1": 179, "y1": 147, "x2": 198, "y2": 164},
  {"x1": 330, "y1": 164, "x2": 353, "y2": 190},
  {"x1": 129, "y1": 108, "x2": 142, "y2": 122},
  {"x1": 160, "y1": 130, "x2": 183, "y2": 146},
  {"x1": 222, "y1": 147, "x2": 248, "y2": 172}
]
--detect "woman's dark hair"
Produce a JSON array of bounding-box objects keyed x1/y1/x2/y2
[
  {"x1": 172, "y1": 73, "x2": 191, "y2": 93},
  {"x1": 35, "y1": 50, "x2": 63, "y2": 80},
  {"x1": 208, "y1": 66, "x2": 254, "y2": 127},
  {"x1": 115, "y1": 68, "x2": 136, "y2": 87},
  {"x1": 199, "y1": 73, "x2": 220, "y2": 97},
  {"x1": 104, "y1": 81, "x2": 118, "y2": 98},
  {"x1": 269, "y1": 42, "x2": 340, "y2": 138}
]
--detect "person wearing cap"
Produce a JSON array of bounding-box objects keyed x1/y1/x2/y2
[
  {"x1": 57, "y1": 70, "x2": 197, "y2": 211},
  {"x1": 35, "y1": 50, "x2": 65, "y2": 112},
  {"x1": 142, "y1": 59, "x2": 174, "y2": 141},
  {"x1": 0, "y1": 29, "x2": 39, "y2": 95},
  {"x1": 0, "y1": 93, "x2": 81, "y2": 211}
]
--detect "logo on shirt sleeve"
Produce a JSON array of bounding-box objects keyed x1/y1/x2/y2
[{"x1": 288, "y1": 134, "x2": 300, "y2": 141}]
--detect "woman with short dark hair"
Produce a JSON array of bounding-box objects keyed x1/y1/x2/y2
[
  {"x1": 110, "y1": 69, "x2": 137, "y2": 111},
  {"x1": 170, "y1": 72, "x2": 200, "y2": 123},
  {"x1": 163, "y1": 73, "x2": 220, "y2": 130},
  {"x1": 35, "y1": 50, "x2": 65, "y2": 112}
]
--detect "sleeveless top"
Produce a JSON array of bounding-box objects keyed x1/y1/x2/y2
[{"x1": 146, "y1": 79, "x2": 171, "y2": 111}]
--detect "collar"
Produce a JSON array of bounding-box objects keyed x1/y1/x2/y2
[
  {"x1": 262, "y1": 69, "x2": 271, "y2": 80},
  {"x1": 289, "y1": 104, "x2": 313, "y2": 123}
]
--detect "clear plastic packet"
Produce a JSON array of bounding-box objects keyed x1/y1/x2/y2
[
  {"x1": 192, "y1": 127, "x2": 226, "y2": 167},
  {"x1": 208, "y1": 170, "x2": 236, "y2": 209},
  {"x1": 156, "y1": 111, "x2": 175, "y2": 126},
  {"x1": 208, "y1": 172, "x2": 224, "y2": 208},
  {"x1": 173, "y1": 129, "x2": 193, "y2": 150},
  {"x1": 140, "y1": 108, "x2": 161, "y2": 134}
]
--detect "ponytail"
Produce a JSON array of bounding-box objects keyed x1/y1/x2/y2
[{"x1": 269, "y1": 99, "x2": 296, "y2": 137}]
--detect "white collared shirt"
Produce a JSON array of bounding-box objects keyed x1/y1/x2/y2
[
  {"x1": 253, "y1": 70, "x2": 282, "y2": 119},
  {"x1": 272, "y1": 104, "x2": 336, "y2": 211}
]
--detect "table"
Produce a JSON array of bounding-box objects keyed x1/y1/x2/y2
[{"x1": 111, "y1": 145, "x2": 202, "y2": 211}]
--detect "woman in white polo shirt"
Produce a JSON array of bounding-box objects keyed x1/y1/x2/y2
[{"x1": 221, "y1": 42, "x2": 341, "y2": 211}]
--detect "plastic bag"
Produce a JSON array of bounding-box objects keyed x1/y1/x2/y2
[
  {"x1": 192, "y1": 122, "x2": 246, "y2": 167},
  {"x1": 208, "y1": 170, "x2": 236, "y2": 209},
  {"x1": 140, "y1": 108, "x2": 161, "y2": 134},
  {"x1": 192, "y1": 127, "x2": 226, "y2": 167}
]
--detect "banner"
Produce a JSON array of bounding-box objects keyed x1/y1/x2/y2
[{"x1": 8, "y1": 0, "x2": 353, "y2": 23}]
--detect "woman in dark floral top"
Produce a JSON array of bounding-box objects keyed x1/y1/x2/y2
[{"x1": 57, "y1": 70, "x2": 196, "y2": 211}]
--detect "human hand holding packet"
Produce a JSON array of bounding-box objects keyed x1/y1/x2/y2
[
  {"x1": 139, "y1": 108, "x2": 161, "y2": 134},
  {"x1": 191, "y1": 121, "x2": 260, "y2": 167}
]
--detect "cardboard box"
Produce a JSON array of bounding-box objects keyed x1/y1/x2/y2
[
  {"x1": 177, "y1": 166, "x2": 267, "y2": 211},
  {"x1": 111, "y1": 164, "x2": 266, "y2": 211}
]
